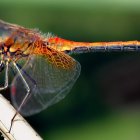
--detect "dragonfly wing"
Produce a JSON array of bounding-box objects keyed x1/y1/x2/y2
[
  {"x1": 0, "y1": 20, "x2": 39, "y2": 42},
  {"x1": 0, "y1": 20, "x2": 34, "y2": 33},
  {"x1": 11, "y1": 54, "x2": 81, "y2": 116},
  {"x1": 0, "y1": 20, "x2": 19, "y2": 35},
  {"x1": 0, "y1": 20, "x2": 25, "y2": 37}
]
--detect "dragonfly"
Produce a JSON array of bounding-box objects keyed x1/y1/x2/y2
[{"x1": 0, "y1": 19, "x2": 140, "y2": 117}]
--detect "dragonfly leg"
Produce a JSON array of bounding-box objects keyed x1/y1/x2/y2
[
  {"x1": 9, "y1": 61, "x2": 30, "y2": 132},
  {"x1": 0, "y1": 61, "x2": 9, "y2": 91},
  {"x1": 12, "y1": 61, "x2": 30, "y2": 111}
]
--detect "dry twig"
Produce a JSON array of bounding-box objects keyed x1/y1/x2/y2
[{"x1": 0, "y1": 94, "x2": 43, "y2": 140}]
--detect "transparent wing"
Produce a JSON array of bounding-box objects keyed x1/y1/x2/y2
[
  {"x1": 11, "y1": 53, "x2": 81, "y2": 116},
  {"x1": 0, "y1": 20, "x2": 39, "y2": 43},
  {"x1": 0, "y1": 20, "x2": 19, "y2": 35},
  {"x1": 0, "y1": 20, "x2": 25, "y2": 38},
  {"x1": 0, "y1": 20, "x2": 34, "y2": 35}
]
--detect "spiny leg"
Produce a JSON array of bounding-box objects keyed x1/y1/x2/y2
[{"x1": 9, "y1": 61, "x2": 30, "y2": 132}]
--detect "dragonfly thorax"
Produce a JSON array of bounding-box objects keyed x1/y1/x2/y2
[{"x1": 0, "y1": 38, "x2": 30, "y2": 62}]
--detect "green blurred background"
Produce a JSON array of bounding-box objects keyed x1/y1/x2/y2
[{"x1": 1, "y1": 0, "x2": 140, "y2": 139}]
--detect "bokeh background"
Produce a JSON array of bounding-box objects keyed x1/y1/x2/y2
[{"x1": 0, "y1": 0, "x2": 140, "y2": 139}]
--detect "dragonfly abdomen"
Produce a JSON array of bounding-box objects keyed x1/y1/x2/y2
[{"x1": 63, "y1": 41, "x2": 140, "y2": 54}]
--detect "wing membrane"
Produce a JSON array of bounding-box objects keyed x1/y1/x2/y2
[
  {"x1": 0, "y1": 20, "x2": 35, "y2": 35},
  {"x1": 11, "y1": 53, "x2": 81, "y2": 116},
  {"x1": 0, "y1": 20, "x2": 39, "y2": 44}
]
